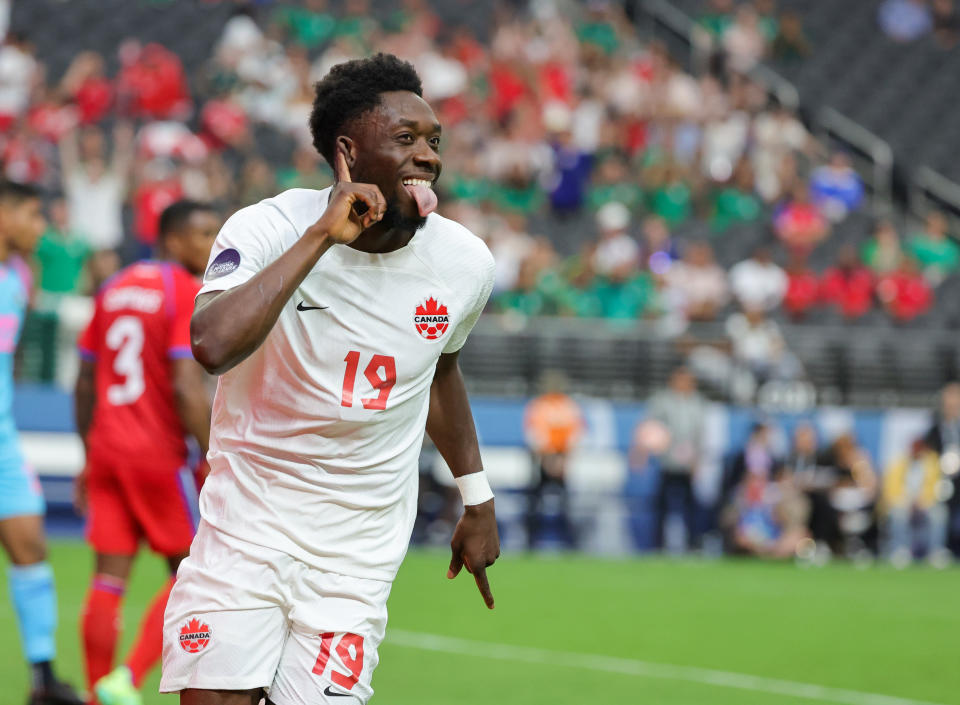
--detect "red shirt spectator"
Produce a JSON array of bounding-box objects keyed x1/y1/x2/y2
[
  {"x1": 200, "y1": 98, "x2": 249, "y2": 151},
  {"x1": 820, "y1": 246, "x2": 874, "y2": 318},
  {"x1": 774, "y1": 184, "x2": 829, "y2": 255},
  {"x1": 74, "y1": 76, "x2": 113, "y2": 124},
  {"x1": 117, "y1": 43, "x2": 190, "y2": 119},
  {"x1": 489, "y1": 61, "x2": 529, "y2": 122},
  {"x1": 876, "y1": 259, "x2": 934, "y2": 321},
  {"x1": 783, "y1": 259, "x2": 819, "y2": 319},
  {"x1": 133, "y1": 176, "x2": 183, "y2": 246}
]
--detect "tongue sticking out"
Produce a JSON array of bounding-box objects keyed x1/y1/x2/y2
[{"x1": 403, "y1": 184, "x2": 438, "y2": 218}]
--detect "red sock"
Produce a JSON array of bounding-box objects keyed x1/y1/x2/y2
[
  {"x1": 126, "y1": 577, "x2": 175, "y2": 687},
  {"x1": 82, "y1": 575, "x2": 125, "y2": 692}
]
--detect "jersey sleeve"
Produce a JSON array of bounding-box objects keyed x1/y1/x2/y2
[
  {"x1": 443, "y1": 244, "x2": 495, "y2": 354},
  {"x1": 197, "y1": 203, "x2": 285, "y2": 296},
  {"x1": 169, "y1": 271, "x2": 200, "y2": 359}
]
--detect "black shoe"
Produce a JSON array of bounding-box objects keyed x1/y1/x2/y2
[{"x1": 27, "y1": 678, "x2": 85, "y2": 705}]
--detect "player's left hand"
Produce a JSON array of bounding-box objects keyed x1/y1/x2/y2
[{"x1": 447, "y1": 499, "x2": 499, "y2": 609}]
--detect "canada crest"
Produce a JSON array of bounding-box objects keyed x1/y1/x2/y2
[
  {"x1": 414, "y1": 297, "x2": 450, "y2": 340},
  {"x1": 179, "y1": 617, "x2": 212, "y2": 653}
]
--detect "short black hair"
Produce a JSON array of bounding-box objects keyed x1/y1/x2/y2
[
  {"x1": 309, "y1": 53, "x2": 423, "y2": 165},
  {"x1": 0, "y1": 180, "x2": 41, "y2": 206},
  {"x1": 158, "y1": 199, "x2": 215, "y2": 241}
]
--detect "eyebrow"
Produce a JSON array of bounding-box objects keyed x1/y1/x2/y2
[{"x1": 396, "y1": 118, "x2": 441, "y2": 133}]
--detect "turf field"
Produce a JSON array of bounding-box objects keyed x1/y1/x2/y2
[{"x1": 2, "y1": 541, "x2": 957, "y2": 705}]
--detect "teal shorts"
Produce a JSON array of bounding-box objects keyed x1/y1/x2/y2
[{"x1": 0, "y1": 455, "x2": 45, "y2": 519}]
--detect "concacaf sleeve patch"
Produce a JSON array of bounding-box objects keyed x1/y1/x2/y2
[{"x1": 205, "y1": 248, "x2": 241, "y2": 281}]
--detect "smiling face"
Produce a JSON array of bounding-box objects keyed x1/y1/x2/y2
[{"x1": 342, "y1": 91, "x2": 442, "y2": 231}]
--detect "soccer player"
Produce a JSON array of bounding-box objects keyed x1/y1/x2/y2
[
  {"x1": 0, "y1": 181, "x2": 83, "y2": 705},
  {"x1": 160, "y1": 53, "x2": 500, "y2": 704},
  {"x1": 74, "y1": 200, "x2": 218, "y2": 704}
]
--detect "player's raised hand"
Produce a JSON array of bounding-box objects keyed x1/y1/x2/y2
[
  {"x1": 447, "y1": 499, "x2": 500, "y2": 609},
  {"x1": 315, "y1": 148, "x2": 387, "y2": 244}
]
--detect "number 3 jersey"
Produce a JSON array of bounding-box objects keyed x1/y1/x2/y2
[
  {"x1": 197, "y1": 188, "x2": 494, "y2": 582},
  {"x1": 78, "y1": 261, "x2": 200, "y2": 463}
]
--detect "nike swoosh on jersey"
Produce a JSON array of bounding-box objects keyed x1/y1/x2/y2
[
  {"x1": 322, "y1": 685, "x2": 353, "y2": 698},
  {"x1": 297, "y1": 301, "x2": 329, "y2": 311}
]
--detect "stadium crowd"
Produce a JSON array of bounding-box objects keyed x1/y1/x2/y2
[{"x1": 0, "y1": 0, "x2": 957, "y2": 568}]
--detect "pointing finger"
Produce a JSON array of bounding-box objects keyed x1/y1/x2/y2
[
  {"x1": 336, "y1": 148, "x2": 352, "y2": 184},
  {"x1": 472, "y1": 564, "x2": 495, "y2": 609}
]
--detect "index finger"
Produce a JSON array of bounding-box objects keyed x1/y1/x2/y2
[
  {"x1": 335, "y1": 148, "x2": 352, "y2": 184},
  {"x1": 472, "y1": 564, "x2": 495, "y2": 609}
]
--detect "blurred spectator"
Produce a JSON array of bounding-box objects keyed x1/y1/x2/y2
[
  {"x1": 819, "y1": 245, "x2": 874, "y2": 319},
  {"x1": 495, "y1": 255, "x2": 549, "y2": 317},
  {"x1": 59, "y1": 51, "x2": 112, "y2": 126},
  {"x1": 861, "y1": 219, "x2": 903, "y2": 274},
  {"x1": 0, "y1": 33, "x2": 37, "y2": 129},
  {"x1": 723, "y1": 3, "x2": 767, "y2": 72},
  {"x1": 726, "y1": 307, "x2": 803, "y2": 382},
  {"x1": 923, "y1": 382, "x2": 960, "y2": 553},
  {"x1": 697, "y1": 0, "x2": 735, "y2": 38},
  {"x1": 772, "y1": 11, "x2": 811, "y2": 62},
  {"x1": 876, "y1": 257, "x2": 934, "y2": 322},
  {"x1": 879, "y1": 0, "x2": 933, "y2": 42},
  {"x1": 786, "y1": 423, "x2": 840, "y2": 553},
  {"x1": 34, "y1": 197, "x2": 89, "y2": 300},
  {"x1": 546, "y1": 118, "x2": 593, "y2": 214},
  {"x1": 809, "y1": 152, "x2": 864, "y2": 223},
  {"x1": 932, "y1": 0, "x2": 960, "y2": 47},
  {"x1": 237, "y1": 156, "x2": 277, "y2": 208},
  {"x1": 882, "y1": 438, "x2": 950, "y2": 567},
  {"x1": 752, "y1": 103, "x2": 810, "y2": 203},
  {"x1": 131, "y1": 160, "x2": 183, "y2": 259},
  {"x1": 782, "y1": 254, "x2": 819, "y2": 320},
  {"x1": 276, "y1": 145, "x2": 332, "y2": 191},
  {"x1": 906, "y1": 211, "x2": 959, "y2": 283},
  {"x1": 645, "y1": 161, "x2": 693, "y2": 226},
  {"x1": 664, "y1": 240, "x2": 729, "y2": 322},
  {"x1": 523, "y1": 371, "x2": 584, "y2": 549},
  {"x1": 709, "y1": 157, "x2": 761, "y2": 231},
  {"x1": 639, "y1": 214, "x2": 678, "y2": 275},
  {"x1": 592, "y1": 202, "x2": 640, "y2": 277},
  {"x1": 59, "y1": 123, "x2": 132, "y2": 254},
  {"x1": 647, "y1": 366, "x2": 706, "y2": 552},
  {"x1": 116, "y1": 42, "x2": 191, "y2": 119},
  {"x1": 818, "y1": 432, "x2": 878, "y2": 557},
  {"x1": 729, "y1": 247, "x2": 787, "y2": 312},
  {"x1": 271, "y1": 0, "x2": 337, "y2": 49},
  {"x1": 774, "y1": 184, "x2": 829, "y2": 255},
  {"x1": 586, "y1": 153, "x2": 643, "y2": 213}
]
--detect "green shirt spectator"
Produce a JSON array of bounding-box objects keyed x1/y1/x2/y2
[
  {"x1": 648, "y1": 180, "x2": 692, "y2": 226},
  {"x1": 711, "y1": 185, "x2": 761, "y2": 231},
  {"x1": 906, "y1": 212, "x2": 960, "y2": 277},
  {"x1": 577, "y1": 19, "x2": 620, "y2": 55},
  {"x1": 36, "y1": 225, "x2": 90, "y2": 295},
  {"x1": 272, "y1": 3, "x2": 336, "y2": 48},
  {"x1": 593, "y1": 272, "x2": 657, "y2": 319},
  {"x1": 587, "y1": 182, "x2": 644, "y2": 212},
  {"x1": 861, "y1": 220, "x2": 903, "y2": 274},
  {"x1": 491, "y1": 181, "x2": 544, "y2": 215},
  {"x1": 447, "y1": 173, "x2": 492, "y2": 205}
]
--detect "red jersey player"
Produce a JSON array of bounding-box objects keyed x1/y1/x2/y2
[{"x1": 74, "y1": 200, "x2": 217, "y2": 705}]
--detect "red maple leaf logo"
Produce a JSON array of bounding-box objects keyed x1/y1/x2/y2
[
  {"x1": 178, "y1": 617, "x2": 212, "y2": 653},
  {"x1": 414, "y1": 297, "x2": 450, "y2": 340}
]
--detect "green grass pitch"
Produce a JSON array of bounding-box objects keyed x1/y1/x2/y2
[{"x1": 1, "y1": 541, "x2": 958, "y2": 704}]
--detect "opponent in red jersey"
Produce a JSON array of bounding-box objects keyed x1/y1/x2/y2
[{"x1": 74, "y1": 200, "x2": 217, "y2": 704}]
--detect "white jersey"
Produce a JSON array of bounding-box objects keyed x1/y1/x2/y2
[{"x1": 197, "y1": 188, "x2": 494, "y2": 582}]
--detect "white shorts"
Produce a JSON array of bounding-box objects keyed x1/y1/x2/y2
[{"x1": 160, "y1": 520, "x2": 391, "y2": 704}]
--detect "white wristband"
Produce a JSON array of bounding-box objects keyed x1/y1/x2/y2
[{"x1": 455, "y1": 471, "x2": 494, "y2": 506}]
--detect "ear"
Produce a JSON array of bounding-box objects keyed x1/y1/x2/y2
[{"x1": 335, "y1": 136, "x2": 357, "y2": 169}]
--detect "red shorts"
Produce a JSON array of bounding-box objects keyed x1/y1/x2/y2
[{"x1": 86, "y1": 447, "x2": 200, "y2": 557}]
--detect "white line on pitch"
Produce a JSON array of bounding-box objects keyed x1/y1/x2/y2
[{"x1": 387, "y1": 630, "x2": 947, "y2": 705}]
